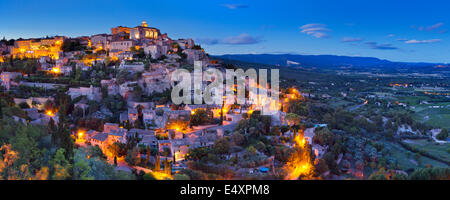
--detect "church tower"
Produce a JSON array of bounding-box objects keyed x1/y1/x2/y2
[{"x1": 141, "y1": 20, "x2": 148, "y2": 27}]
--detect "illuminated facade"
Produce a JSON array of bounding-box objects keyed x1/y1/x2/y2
[
  {"x1": 110, "y1": 40, "x2": 135, "y2": 51},
  {"x1": 111, "y1": 26, "x2": 131, "y2": 35},
  {"x1": 91, "y1": 34, "x2": 111, "y2": 51},
  {"x1": 130, "y1": 21, "x2": 161, "y2": 40},
  {"x1": 111, "y1": 21, "x2": 161, "y2": 41},
  {"x1": 11, "y1": 36, "x2": 64, "y2": 59},
  {"x1": 1, "y1": 72, "x2": 22, "y2": 90}
]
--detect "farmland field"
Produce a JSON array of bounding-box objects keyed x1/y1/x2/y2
[
  {"x1": 412, "y1": 103, "x2": 450, "y2": 129},
  {"x1": 403, "y1": 139, "x2": 450, "y2": 163}
]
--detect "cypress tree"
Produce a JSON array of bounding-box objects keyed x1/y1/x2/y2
[{"x1": 146, "y1": 146, "x2": 150, "y2": 163}]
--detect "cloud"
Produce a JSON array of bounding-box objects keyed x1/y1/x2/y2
[
  {"x1": 341, "y1": 37, "x2": 363, "y2": 42},
  {"x1": 413, "y1": 22, "x2": 445, "y2": 32},
  {"x1": 365, "y1": 42, "x2": 398, "y2": 50},
  {"x1": 299, "y1": 24, "x2": 331, "y2": 38},
  {"x1": 196, "y1": 38, "x2": 220, "y2": 45},
  {"x1": 387, "y1": 34, "x2": 395, "y2": 37},
  {"x1": 397, "y1": 38, "x2": 409, "y2": 41},
  {"x1": 426, "y1": 23, "x2": 444, "y2": 31},
  {"x1": 221, "y1": 4, "x2": 249, "y2": 9},
  {"x1": 222, "y1": 33, "x2": 261, "y2": 45},
  {"x1": 197, "y1": 34, "x2": 261, "y2": 45},
  {"x1": 404, "y1": 39, "x2": 441, "y2": 44}
]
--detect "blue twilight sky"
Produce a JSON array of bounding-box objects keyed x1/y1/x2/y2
[{"x1": 1, "y1": 0, "x2": 449, "y2": 63}]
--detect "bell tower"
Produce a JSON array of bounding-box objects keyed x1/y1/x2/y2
[{"x1": 141, "y1": 20, "x2": 148, "y2": 27}]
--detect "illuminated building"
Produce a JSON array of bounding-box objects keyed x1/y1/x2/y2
[
  {"x1": 111, "y1": 26, "x2": 131, "y2": 35},
  {"x1": 111, "y1": 21, "x2": 161, "y2": 41},
  {"x1": 130, "y1": 21, "x2": 161, "y2": 40},
  {"x1": 110, "y1": 40, "x2": 135, "y2": 51},
  {"x1": 1, "y1": 72, "x2": 22, "y2": 90},
  {"x1": 10, "y1": 36, "x2": 64, "y2": 59},
  {"x1": 91, "y1": 34, "x2": 111, "y2": 51}
]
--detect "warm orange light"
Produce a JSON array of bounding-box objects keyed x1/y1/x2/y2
[
  {"x1": 46, "y1": 110, "x2": 55, "y2": 117},
  {"x1": 51, "y1": 67, "x2": 61, "y2": 74},
  {"x1": 284, "y1": 131, "x2": 313, "y2": 180},
  {"x1": 77, "y1": 130, "x2": 85, "y2": 138},
  {"x1": 150, "y1": 171, "x2": 173, "y2": 180},
  {"x1": 191, "y1": 110, "x2": 195, "y2": 115}
]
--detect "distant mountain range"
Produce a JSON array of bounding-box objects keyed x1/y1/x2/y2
[{"x1": 213, "y1": 54, "x2": 445, "y2": 69}]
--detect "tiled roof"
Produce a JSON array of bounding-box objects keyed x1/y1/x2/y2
[{"x1": 91, "y1": 133, "x2": 108, "y2": 142}]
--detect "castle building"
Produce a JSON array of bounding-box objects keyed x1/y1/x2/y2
[
  {"x1": 111, "y1": 21, "x2": 161, "y2": 41},
  {"x1": 130, "y1": 21, "x2": 161, "y2": 40},
  {"x1": 111, "y1": 26, "x2": 131, "y2": 35},
  {"x1": 11, "y1": 36, "x2": 64, "y2": 59}
]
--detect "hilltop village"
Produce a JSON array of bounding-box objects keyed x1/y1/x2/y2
[
  {"x1": 0, "y1": 21, "x2": 448, "y2": 180},
  {"x1": 0, "y1": 21, "x2": 318, "y2": 180}
]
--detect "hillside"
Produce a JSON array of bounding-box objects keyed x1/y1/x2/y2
[{"x1": 213, "y1": 54, "x2": 443, "y2": 69}]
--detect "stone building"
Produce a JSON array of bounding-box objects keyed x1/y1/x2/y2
[
  {"x1": 68, "y1": 85, "x2": 101, "y2": 102},
  {"x1": 1, "y1": 72, "x2": 22, "y2": 90},
  {"x1": 130, "y1": 21, "x2": 161, "y2": 40},
  {"x1": 11, "y1": 36, "x2": 64, "y2": 59}
]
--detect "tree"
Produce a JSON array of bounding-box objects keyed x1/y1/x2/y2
[
  {"x1": 246, "y1": 146, "x2": 257, "y2": 156},
  {"x1": 190, "y1": 109, "x2": 214, "y2": 126},
  {"x1": 143, "y1": 173, "x2": 157, "y2": 180},
  {"x1": 392, "y1": 173, "x2": 408, "y2": 180},
  {"x1": 231, "y1": 132, "x2": 245, "y2": 146},
  {"x1": 315, "y1": 158, "x2": 329, "y2": 175},
  {"x1": 125, "y1": 147, "x2": 140, "y2": 166},
  {"x1": 132, "y1": 85, "x2": 143, "y2": 101},
  {"x1": 270, "y1": 126, "x2": 281, "y2": 136},
  {"x1": 313, "y1": 128, "x2": 335, "y2": 146},
  {"x1": 73, "y1": 158, "x2": 94, "y2": 180},
  {"x1": 285, "y1": 113, "x2": 301, "y2": 126},
  {"x1": 213, "y1": 138, "x2": 231, "y2": 154},
  {"x1": 101, "y1": 86, "x2": 108, "y2": 99},
  {"x1": 436, "y1": 129, "x2": 448, "y2": 141},
  {"x1": 173, "y1": 174, "x2": 190, "y2": 180},
  {"x1": 146, "y1": 146, "x2": 151, "y2": 163},
  {"x1": 50, "y1": 148, "x2": 71, "y2": 180},
  {"x1": 0, "y1": 100, "x2": 3, "y2": 120},
  {"x1": 410, "y1": 167, "x2": 450, "y2": 180},
  {"x1": 107, "y1": 142, "x2": 127, "y2": 157},
  {"x1": 322, "y1": 152, "x2": 337, "y2": 173},
  {"x1": 368, "y1": 168, "x2": 388, "y2": 180}
]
